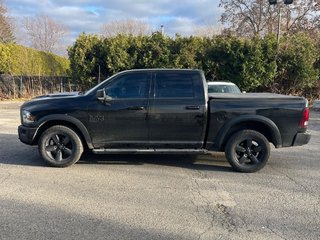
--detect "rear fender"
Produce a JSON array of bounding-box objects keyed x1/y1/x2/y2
[{"x1": 216, "y1": 115, "x2": 282, "y2": 150}]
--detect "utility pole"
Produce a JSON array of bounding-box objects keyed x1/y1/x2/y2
[{"x1": 98, "y1": 65, "x2": 101, "y2": 84}]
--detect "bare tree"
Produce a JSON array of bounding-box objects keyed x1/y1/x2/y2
[
  {"x1": 219, "y1": 0, "x2": 320, "y2": 37},
  {"x1": 23, "y1": 14, "x2": 68, "y2": 53},
  {"x1": 284, "y1": 0, "x2": 320, "y2": 34},
  {"x1": 193, "y1": 24, "x2": 222, "y2": 37},
  {"x1": 0, "y1": 0, "x2": 14, "y2": 43},
  {"x1": 101, "y1": 19, "x2": 151, "y2": 37}
]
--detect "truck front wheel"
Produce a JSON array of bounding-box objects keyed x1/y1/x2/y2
[
  {"x1": 225, "y1": 130, "x2": 270, "y2": 173},
  {"x1": 38, "y1": 125, "x2": 83, "y2": 167}
]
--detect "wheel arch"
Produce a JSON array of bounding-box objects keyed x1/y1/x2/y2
[
  {"x1": 216, "y1": 115, "x2": 282, "y2": 151},
  {"x1": 33, "y1": 115, "x2": 93, "y2": 149}
]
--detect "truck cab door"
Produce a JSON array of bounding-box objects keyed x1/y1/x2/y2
[
  {"x1": 87, "y1": 72, "x2": 151, "y2": 148},
  {"x1": 148, "y1": 71, "x2": 206, "y2": 149}
]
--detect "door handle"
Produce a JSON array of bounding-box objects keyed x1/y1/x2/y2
[
  {"x1": 185, "y1": 106, "x2": 200, "y2": 110},
  {"x1": 126, "y1": 106, "x2": 145, "y2": 110}
]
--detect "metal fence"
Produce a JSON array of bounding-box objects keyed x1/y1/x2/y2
[{"x1": 0, "y1": 74, "x2": 81, "y2": 99}]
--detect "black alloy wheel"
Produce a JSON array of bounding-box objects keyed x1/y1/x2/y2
[
  {"x1": 39, "y1": 125, "x2": 83, "y2": 167},
  {"x1": 225, "y1": 130, "x2": 270, "y2": 173},
  {"x1": 45, "y1": 134, "x2": 73, "y2": 161}
]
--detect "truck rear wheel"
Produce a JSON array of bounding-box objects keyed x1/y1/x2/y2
[
  {"x1": 225, "y1": 130, "x2": 270, "y2": 173},
  {"x1": 39, "y1": 125, "x2": 83, "y2": 167}
]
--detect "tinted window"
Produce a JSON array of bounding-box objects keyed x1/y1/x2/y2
[
  {"x1": 208, "y1": 84, "x2": 241, "y2": 93},
  {"x1": 105, "y1": 73, "x2": 149, "y2": 99},
  {"x1": 155, "y1": 73, "x2": 194, "y2": 98}
]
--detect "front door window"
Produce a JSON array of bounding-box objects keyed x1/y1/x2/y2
[{"x1": 105, "y1": 73, "x2": 149, "y2": 99}]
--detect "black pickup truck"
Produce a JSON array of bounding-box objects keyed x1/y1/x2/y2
[{"x1": 18, "y1": 69, "x2": 311, "y2": 172}]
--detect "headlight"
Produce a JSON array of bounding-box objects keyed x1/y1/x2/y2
[{"x1": 22, "y1": 110, "x2": 35, "y2": 124}]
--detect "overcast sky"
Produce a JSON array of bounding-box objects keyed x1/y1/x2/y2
[{"x1": 7, "y1": 0, "x2": 223, "y2": 47}]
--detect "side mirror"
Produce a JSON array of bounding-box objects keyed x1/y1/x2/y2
[
  {"x1": 96, "y1": 89, "x2": 113, "y2": 104},
  {"x1": 96, "y1": 89, "x2": 106, "y2": 102}
]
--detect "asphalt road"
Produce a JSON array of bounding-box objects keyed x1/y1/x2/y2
[{"x1": 0, "y1": 101, "x2": 319, "y2": 240}]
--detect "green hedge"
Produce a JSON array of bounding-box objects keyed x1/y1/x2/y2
[
  {"x1": 0, "y1": 43, "x2": 11, "y2": 74},
  {"x1": 68, "y1": 32, "x2": 319, "y2": 97},
  {"x1": 0, "y1": 44, "x2": 69, "y2": 76}
]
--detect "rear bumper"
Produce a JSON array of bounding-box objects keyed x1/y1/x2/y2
[
  {"x1": 292, "y1": 131, "x2": 311, "y2": 146},
  {"x1": 18, "y1": 125, "x2": 38, "y2": 145}
]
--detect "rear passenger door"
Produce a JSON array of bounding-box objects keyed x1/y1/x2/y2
[{"x1": 148, "y1": 71, "x2": 206, "y2": 149}]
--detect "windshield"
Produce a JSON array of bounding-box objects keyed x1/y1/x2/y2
[{"x1": 208, "y1": 84, "x2": 241, "y2": 93}]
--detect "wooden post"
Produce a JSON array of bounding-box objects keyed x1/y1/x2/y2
[
  {"x1": 20, "y1": 76, "x2": 23, "y2": 98},
  {"x1": 60, "y1": 77, "x2": 63, "y2": 92},
  {"x1": 12, "y1": 75, "x2": 16, "y2": 99}
]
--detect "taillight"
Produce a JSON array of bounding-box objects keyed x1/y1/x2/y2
[{"x1": 300, "y1": 107, "x2": 309, "y2": 128}]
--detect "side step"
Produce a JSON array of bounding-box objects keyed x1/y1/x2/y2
[{"x1": 92, "y1": 148, "x2": 208, "y2": 155}]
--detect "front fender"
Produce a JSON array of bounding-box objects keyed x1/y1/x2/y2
[{"x1": 35, "y1": 114, "x2": 93, "y2": 149}]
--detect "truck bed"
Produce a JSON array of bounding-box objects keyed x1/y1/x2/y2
[
  {"x1": 207, "y1": 92, "x2": 307, "y2": 149},
  {"x1": 208, "y1": 93, "x2": 305, "y2": 101}
]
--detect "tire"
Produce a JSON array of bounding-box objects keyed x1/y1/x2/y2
[
  {"x1": 225, "y1": 130, "x2": 270, "y2": 173},
  {"x1": 38, "y1": 125, "x2": 83, "y2": 167}
]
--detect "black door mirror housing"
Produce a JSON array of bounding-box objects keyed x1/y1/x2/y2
[
  {"x1": 96, "y1": 89, "x2": 106, "y2": 102},
  {"x1": 96, "y1": 89, "x2": 113, "y2": 104}
]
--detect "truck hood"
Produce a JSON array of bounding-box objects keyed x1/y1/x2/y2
[
  {"x1": 21, "y1": 91, "x2": 85, "y2": 110},
  {"x1": 35, "y1": 91, "x2": 81, "y2": 99}
]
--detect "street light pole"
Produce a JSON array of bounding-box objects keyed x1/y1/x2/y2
[
  {"x1": 276, "y1": 4, "x2": 282, "y2": 54},
  {"x1": 268, "y1": 0, "x2": 293, "y2": 54},
  {"x1": 161, "y1": 25, "x2": 164, "y2": 36}
]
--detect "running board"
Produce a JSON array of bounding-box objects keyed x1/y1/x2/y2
[{"x1": 92, "y1": 148, "x2": 208, "y2": 154}]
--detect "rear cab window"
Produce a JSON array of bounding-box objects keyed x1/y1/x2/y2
[{"x1": 154, "y1": 71, "x2": 204, "y2": 99}]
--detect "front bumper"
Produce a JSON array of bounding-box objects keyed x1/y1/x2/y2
[
  {"x1": 18, "y1": 125, "x2": 38, "y2": 145},
  {"x1": 292, "y1": 131, "x2": 311, "y2": 146}
]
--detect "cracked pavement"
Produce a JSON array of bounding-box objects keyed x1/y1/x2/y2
[{"x1": 0, "y1": 101, "x2": 319, "y2": 240}]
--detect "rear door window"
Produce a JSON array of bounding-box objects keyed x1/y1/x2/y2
[{"x1": 154, "y1": 72, "x2": 194, "y2": 98}]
